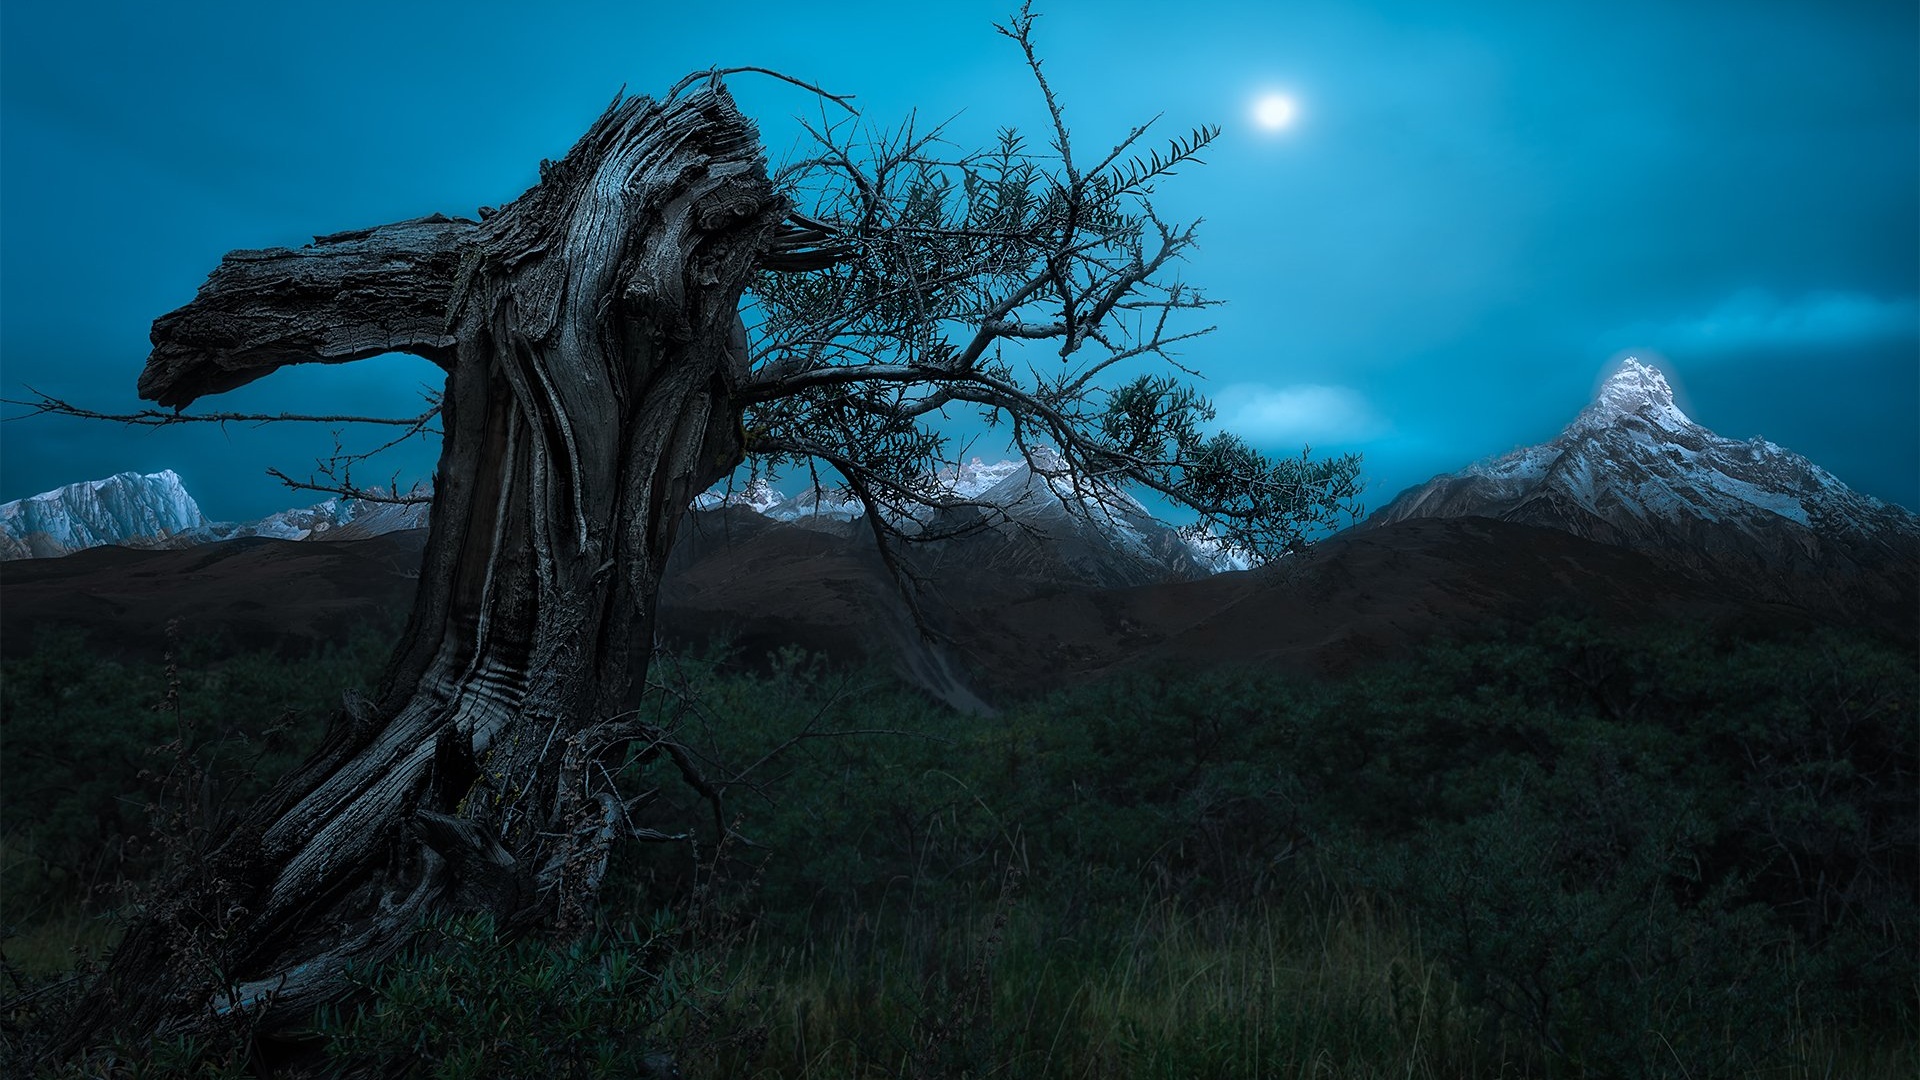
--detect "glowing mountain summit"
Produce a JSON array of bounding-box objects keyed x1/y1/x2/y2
[
  {"x1": 1571, "y1": 356, "x2": 1696, "y2": 436},
  {"x1": 1367, "y1": 357, "x2": 1917, "y2": 615}
]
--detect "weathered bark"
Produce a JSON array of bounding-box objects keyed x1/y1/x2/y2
[
  {"x1": 138, "y1": 214, "x2": 473, "y2": 404},
  {"x1": 55, "y1": 82, "x2": 785, "y2": 1054}
]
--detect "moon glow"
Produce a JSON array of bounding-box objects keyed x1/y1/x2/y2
[{"x1": 1254, "y1": 93, "x2": 1299, "y2": 131}]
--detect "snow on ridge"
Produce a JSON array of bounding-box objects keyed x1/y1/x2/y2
[
  {"x1": 1550, "y1": 409, "x2": 1827, "y2": 528},
  {"x1": 8, "y1": 457, "x2": 1249, "y2": 577},
  {"x1": 1178, "y1": 523, "x2": 1258, "y2": 573},
  {"x1": 945, "y1": 457, "x2": 1026, "y2": 499},
  {"x1": 1465, "y1": 444, "x2": 1556, "y2": 487},
  {"x1": 1379, "y1": 357, "x2": 1912, "y2": 541},
  {"x1": 0, "y1": 474, "x2": 437, "y2": 560},
  {"x1": 1570, "y1": 356, "x2": 1697, "y2": 436},
  {"x1": 696, "y1": 451, "x2": 1244, "y2": 574},
  {"x1": 696, "y1": 459, "x2": 1032, "y2": 522},
  {"x1": 0, "y1": 470, "x2": 206, "y2": 556},
  {"x1": 1693, "y1": 472, "x2": 1811, "y2": 526}
]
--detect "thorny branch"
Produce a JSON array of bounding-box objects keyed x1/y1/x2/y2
[
  {"x1": 3, "y1": 388, "x2": 441, "y2": 431},
  {"x1": 6, "y1": 388, "x2": 442, "y2": 506}
]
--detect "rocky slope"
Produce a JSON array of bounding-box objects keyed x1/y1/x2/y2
[{"x1": 5, "y1": 512, "x2": 1822, "y2": 710}]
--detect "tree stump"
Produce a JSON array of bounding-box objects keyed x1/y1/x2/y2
[{"x1": 58, "y1": 80, "x2": 782, "y2": 1052}]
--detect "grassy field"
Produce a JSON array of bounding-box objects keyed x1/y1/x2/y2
[{"x1": 4, "y1": 616, "x2": 1915, "y2": 1077}]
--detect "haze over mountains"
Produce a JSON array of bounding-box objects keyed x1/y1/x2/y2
[{"x1": 4, "y1": 359, "x2": 1913, "y2": 705}]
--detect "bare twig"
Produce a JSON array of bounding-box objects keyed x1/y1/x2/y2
[
  {"x1": 665, "y1": 66, "x2": 859, "y2": 115},
  {"x1": 3, "y1": 388, "x2": 440, "y2": 430}
]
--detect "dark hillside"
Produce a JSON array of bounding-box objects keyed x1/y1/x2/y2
[{"x1": 4, "y1": 512, "x2": 1889, "y2": 708}]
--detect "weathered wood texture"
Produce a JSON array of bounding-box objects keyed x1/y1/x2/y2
[
  {"x1": 139, "y1": 215, "x2": 474, "y2": 406},
  {"x1": 58, "y1": 82, "x2": 784, "y2": 1052}
]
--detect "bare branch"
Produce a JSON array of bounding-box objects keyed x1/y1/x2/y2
[
  {"x1": 665, "y1": 66, "x2": 860, "y2": 115},
  {"x1": 738, "y1": 362, "x2": 960, "y2": 404},
  {"x1": 263, "y1": 469, "x2": 432, "y2": 506},
  {"x1": 3, "y1": 389, "x2": 441, "y2": 430}
]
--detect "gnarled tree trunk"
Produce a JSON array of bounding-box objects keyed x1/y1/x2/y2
[{"x1": 56, "y1": 81, "x2": 784, "y2": 1053}]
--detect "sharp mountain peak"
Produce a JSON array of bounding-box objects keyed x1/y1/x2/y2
[
  {"x1": 1366, "y1": 357, "x2": 1917, "y2": 623},
  {"x1": 1575, "y1": 356, "x2": 1694, "y2": 433}
]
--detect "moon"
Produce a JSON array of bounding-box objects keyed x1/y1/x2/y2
[{"x1": 1253, "y1": 93, "x2": 1299, "y2": 131}]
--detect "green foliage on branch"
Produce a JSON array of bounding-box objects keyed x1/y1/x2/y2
[{"x1": 737, "y1": 4, "x2": 1362, "y2": 561}]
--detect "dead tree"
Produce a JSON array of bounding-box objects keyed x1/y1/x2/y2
[{"x1": 46, "y1": 6, "x2": 1359, "y2": 1057}]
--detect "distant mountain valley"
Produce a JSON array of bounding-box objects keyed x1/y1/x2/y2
[{"x1": 4, "y1": 359, "x2": 1913, "y2": 707}]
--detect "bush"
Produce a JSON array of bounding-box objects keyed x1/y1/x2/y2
[
  {"x1": 1325, "y1": 619, "x2": 1917, "y2": 1077},
  {"x1": 1, "y1": 623, "x2": 391, "y2": 932},
  {"x1": 656, "y1": 618, "x2": 1916, "y2": 1076}
]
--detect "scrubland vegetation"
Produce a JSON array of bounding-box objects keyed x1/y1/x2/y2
[{"x1": 3, "y1": 615, "x2": 1914, "y2": 1078}]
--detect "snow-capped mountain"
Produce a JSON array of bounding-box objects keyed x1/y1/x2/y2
[
  {"x1": 934, "y1": 448, "x2": 1254, "y2": 582},
  {"x1": 3, "y1": 456, "x2": 1248, "y2": 582},
  {"x1": 697, "y1": 449, "x2": 1253, "y2": 584},
  {"x1": 194, "y1": 493, "x2": 434, "y2": 545},
  {"x1": 1366, "y1": 357, "x2": 1918, "y2": 613},
  {"x1": 0, "y1": 470, "x2": 207, "y2": 560},
  {"x1": 694, "y1": 456, "x2": 1030, "y2": 523},
  {"x1": 0, "y1": 475, "x2": 432, "y2": 561}
]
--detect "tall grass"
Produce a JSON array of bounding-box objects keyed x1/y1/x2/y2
[
  {"x1": 696, "y1": 887, "x2": 1916, "y2": 1078},
  {"x1": 704, "y1": 889, "x2": 1495, "y2": 1079},
  {"x1": 5, "y1": 616, "x2": 1915, "y2": 1077}
]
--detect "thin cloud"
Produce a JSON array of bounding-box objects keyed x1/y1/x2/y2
[
  {"x1": 1209, "y1": 383, "x2": 1390, "y2": 445},
  {"x1": 1622, "y1": 290, "x2": 1919, "y2": 354}
]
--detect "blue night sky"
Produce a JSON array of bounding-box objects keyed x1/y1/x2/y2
[{"x1": 3, "y1": 0, "x2": 1915, "y2": 522}]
